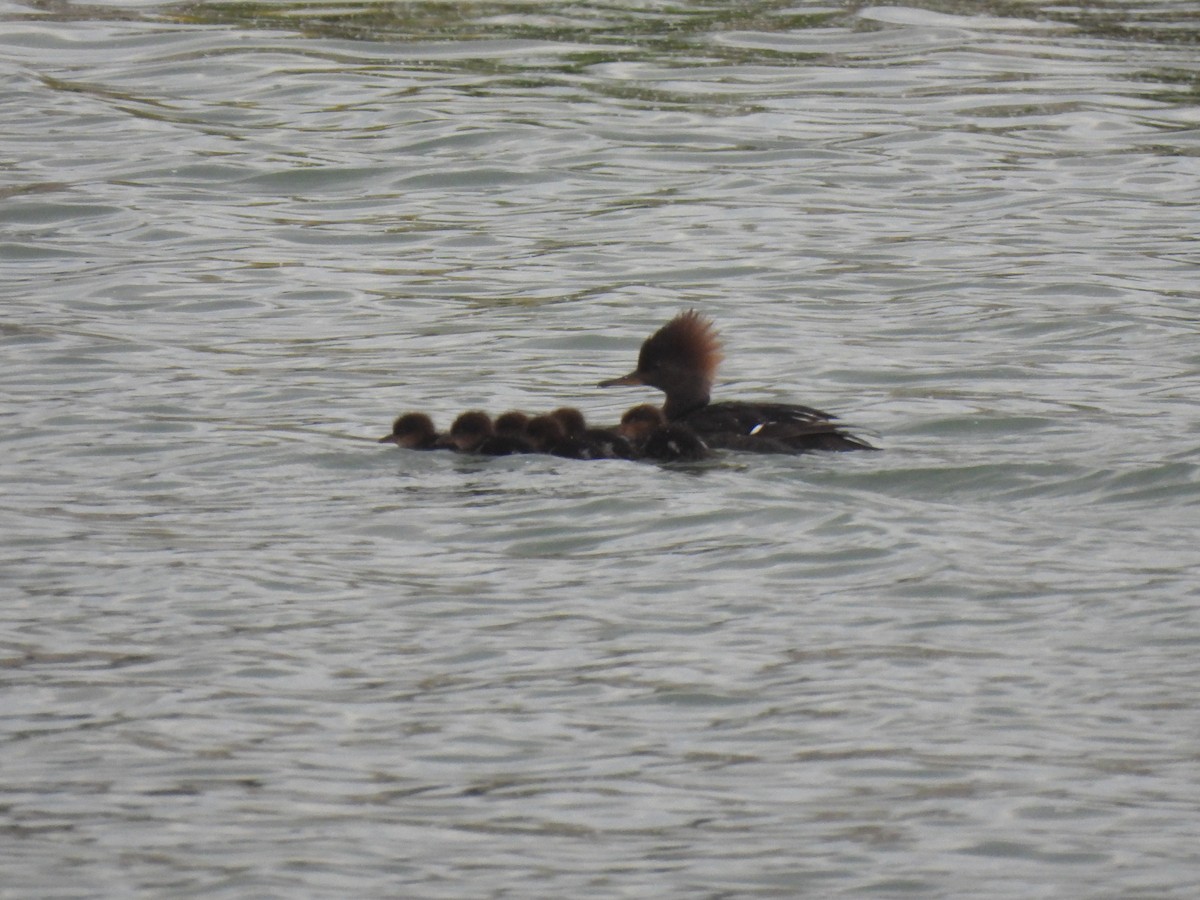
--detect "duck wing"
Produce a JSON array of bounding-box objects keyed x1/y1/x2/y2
[{"x1": 681, "y1": 402, "x2": 875, "y2": 452}]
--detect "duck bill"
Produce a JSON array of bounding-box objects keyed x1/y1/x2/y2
[
  {"x1": 598, "y1": 371, "x2": 645, "y2": 388},
  {"x1": 378, "y1": 434, "x2": 398, "y2": 444}
]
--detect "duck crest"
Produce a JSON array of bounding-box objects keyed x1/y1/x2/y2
[{"x1": 639, "y1": 309, "x2": 724, "y2": 386}]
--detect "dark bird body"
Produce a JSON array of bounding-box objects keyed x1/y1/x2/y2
[
  {"x1": 448, "y1": 411, "x2": 534, "y2": 456},
  {"x1": 379, "y1": 412, "x2": 443, "y2": 450},
  {"x1": 599, "y1": 311, "x2": 874, "y2": 453}
]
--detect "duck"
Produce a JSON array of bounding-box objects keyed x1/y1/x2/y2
[
  {"x1": 378, "y1": 412, "x2": 443, "y2": 450},
  {"x1": 549, "y1": 407, "x2": 635, "y2": 460},
  {"x1": 447, "y1": 411, "x2": 534, "y2": 456},
  {"x1": 617, "y1": 404, "x2": 710, "y2": 462},
  {"x1": 599, "y1": 310, "x2": 875, "y2": 452}
]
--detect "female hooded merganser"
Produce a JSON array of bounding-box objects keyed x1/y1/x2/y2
[
  {"x1": 448, "y1": 411, "x2": 534, "y2": 456},
  {"x1": 379, "y1": 412, "x2": 443, "y2": 449},
  {"x1": 599, "y1": 310, "x2": 875, "y2": 452},
  {"x1": 618, "y1": 404, "x2": 710, "y2": 462}
]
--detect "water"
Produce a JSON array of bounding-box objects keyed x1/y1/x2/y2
[{"x1": 3, "y1": 0, "x2": 1199, "y2": 896}]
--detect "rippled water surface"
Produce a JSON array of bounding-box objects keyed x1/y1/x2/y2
[{"x1": 3, "y1": 0, "x2": 1199, "y2": 896}]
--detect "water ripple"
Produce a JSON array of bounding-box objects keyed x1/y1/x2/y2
[{"x1": 3, "y1": 0, "x2": 1199, "y2": 896}]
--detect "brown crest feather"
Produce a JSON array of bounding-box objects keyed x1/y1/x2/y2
[{"x1": 638, "y1": 309, "x2": 723, "y2": 383}]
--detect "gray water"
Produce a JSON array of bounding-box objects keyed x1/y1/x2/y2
[{"x1": 3, "y1": 0, "x2": 1199, "y2": 896}]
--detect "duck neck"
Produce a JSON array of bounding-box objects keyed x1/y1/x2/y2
[{"x1": 662, "y1": 384, "x2": 710, "y2": 420}]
